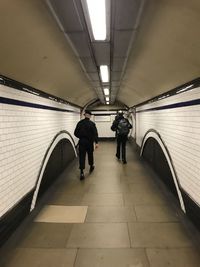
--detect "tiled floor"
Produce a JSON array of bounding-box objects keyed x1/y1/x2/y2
[{"x1": 0, "y1": 141, "x2": 200, "y2": 267}]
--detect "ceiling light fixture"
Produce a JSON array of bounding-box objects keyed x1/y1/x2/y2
[
  {"x1": 106, "y1": 102, "x2": 109, "y2": 105},
  {"x1": 86, "y1": 0, "x2": 106, "y2": 41},
  {"x1": 103, "y1": 88, "x2": 109, "y2": 96},
  {"x1": 105, "y1": 96, "x2": 109, "y2": 102},
  {"x1": 100, "y1": 65, "x2": 109, "y2": 83}
]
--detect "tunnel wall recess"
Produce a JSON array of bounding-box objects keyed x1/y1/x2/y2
[
  {"x1": 133, "y1": 79, "x2": 200, "y2": 230},
  {"x1": 0, "y1": 76, "x2": 80, "y2": 246},
  {"x1": 31, "y1": 132, "x2": 77, "y2": 209}
]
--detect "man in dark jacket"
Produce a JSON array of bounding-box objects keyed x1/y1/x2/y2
[
  {"x1": 111, "y1": 111, "x2": 132, "y2": 164},
  {"x1": 74, "y1": 110, "x2": 99, "y2": 180}
]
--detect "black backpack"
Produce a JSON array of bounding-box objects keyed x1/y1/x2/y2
[{"x1": 117, "y1": 118, "x2": 130, "y2": 136}]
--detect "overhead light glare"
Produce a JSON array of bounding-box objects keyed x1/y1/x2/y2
[
  {"x1": 176, "y1": 85, "x2": 193, "y2": 94},
  {"x1": 100, "y1": 65, "x2": 109, "y2": 82},
  {"x1": 103, "y1": 88, "x2": 109, "y2": 96},
  {"x1": 106, "y1": 102, "x2": 109, "y2": 105},
  {"x1": 86, "y1": 0, "x2": 106, "y2": 40},
  {"x1": 105, "y1": 96, "x2": 109, "y2": 102}
]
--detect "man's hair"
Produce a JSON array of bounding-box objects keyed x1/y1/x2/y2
[{"x1": 84, "y1": 110, "x2": 92, "y2": 115}]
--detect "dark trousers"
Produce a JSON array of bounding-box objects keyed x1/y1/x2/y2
[
  {"x1": 79, "y1": 139, "x2": 94, "y2": 171},
  {"x1": 116, "y1": 135, "x2": 127, "y2": 161}
]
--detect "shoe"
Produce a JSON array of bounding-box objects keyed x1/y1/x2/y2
[
  {"x1": 80, "y1": 173, "x2": 85, "y2": 180},
  {"x1": 116, "y1": 154, "x2": 120, "y2": 160},
  {"x1": 89, "y1": 165, "x2": 95, "y2": 173},
  {"x1": 123, "y1": 160, "x2": 127, "y2": 164}
]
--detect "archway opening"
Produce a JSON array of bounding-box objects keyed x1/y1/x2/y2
[
  {"x1": 37, "y1": 138, "x2": 75, "y2": 200},
  {"x1": 142, "y1": 137, "x2": 179, "y2": 200}
]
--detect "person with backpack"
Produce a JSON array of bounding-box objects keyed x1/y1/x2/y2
[{"x1": 111, "y1": 111, "x2": 132, "y2": 164}]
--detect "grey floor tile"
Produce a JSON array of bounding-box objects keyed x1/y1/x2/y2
[
  {"x1": 87, "y1": 175, "x2": 121, "y2": 185},
  {"x1": 135, "y1": 205, "x2": 179, "y2": 222},
  {"x1": 1, "y1": 248, "x2": 77, "y2": 267},
  {"x1": 86, "y1": 207, "x2": 136, "y2": 222},
  {"x1": 88, "y1": 183, "x2": 130, "y2": 193},
  {"x1": 123, "y1": 192, "x2": 167, "y2": 206},
  {"x1": 146, "y1": 248, "x2": 200, "y2": 267},
  {"x1": 121, "y1": 164, "x2": 149, "y2": 175},
  {"x1": 89, "y1": 170, "x2": 121, "y2": 179},
  {"x1": 128, "y1": 182, "x2": 161, "y2": 193},
  {"x1": 75, "y1": 248, "x2": 150, "y2": 267},
  {"x1": 128, "y1": 222, "x2": 194, "y2": 248},
  {"x1": 81, "y1": 193, "x2": 124, "y2": 206},
  {"x1": 66, "y1": 223, "x2": 130, "y2": 248},
  {"x1": 47, "y1": 193, "x2": 84, "y2": 206},
  {"x1": 54, "y1": 182, "x2": 90, "y2": 195},
  {"x1": 120, "y1": 172, "x2": 156, "y2": 185},
  {"x1": 16, "y1": 223, "x2": 73, "y2": 248}
]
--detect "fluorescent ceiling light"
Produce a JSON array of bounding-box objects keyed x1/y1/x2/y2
[
  {"x1": 106, "y1": 102, "x2": 109, "y2": 105},
  {"x1": 103, "y1": 88, "x2": 109, "y2": 96},
  {"x1": 86, "y1": 0, "x2": 106, "y2": 40},
  {"x1": 100, "y1": 65, "x2": 109, "y2": 82},
  {"x1": 105, "y1": 96, "x2": 109, "y2": 102}
]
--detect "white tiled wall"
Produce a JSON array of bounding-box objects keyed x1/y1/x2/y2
[
  {"x1": 91, "y1": 111, "x2": 117, "y2": 138},
  {"x1": 130, "y1": 110, "x2": 136, "y2": 138},
  {"x1": 135, "y1": 86, "x2": 200, "y2": 207},
  {"x1": 91, "y1": 110, "x2": 133, "y2": 138},
  {"x1": 0, "y1": 84, "x2": 80, "y2": 217}
]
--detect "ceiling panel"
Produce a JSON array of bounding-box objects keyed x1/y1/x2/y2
[
  {"x1": 67, "y1": 32, "x2": 91, "y2": 57},
  {"x1": 112, "y1": 57, "x2": 125, "y2": 71},
  {"x1": 114, "y1": 0, "x2": 141, "y2": 30},
  {"x1": 112, "y1": 81, "x2": 121, "y2": 86},
  {"x1": 49, "y1": 0, "x2": 83, "y2": 32},
  {"x1": 90, "y1": 81, "x2": 101, "y2": 87},
  {"x1": 113, "y1": 30, "x2": 133, "y2": 57},
  {"x1": 111, "y1": 72, "x2": 122, "y2": 81},
  {"x1": 80, "y1": 57, "x2": 96, "y2": 72},
  {"x1": 93, "y1": 42, "x2": 110, "y2": 66},
  {"x1": 87, "y1": 72, "x2": 99, "y2": 81}
]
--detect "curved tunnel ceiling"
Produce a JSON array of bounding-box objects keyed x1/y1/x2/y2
[
  {"x1": 119, "y1": 0, "x2": 200, "y2": 106},
  {"x1": 0, "y1": 1, "x2": 96, "y2": 107},
  {"x1": 0, "y1": 1, "x2": 199, "y2": 107}
]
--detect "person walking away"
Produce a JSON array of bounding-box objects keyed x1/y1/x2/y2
[
  {"x1": 74, "y1": 110, "x2": 99, "y2": 180},
  {"x1": 111, "y1": 111, "x2": 132, "y2": 164}
]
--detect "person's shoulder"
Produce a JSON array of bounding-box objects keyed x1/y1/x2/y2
[
  {"x1": 89, "y1": 120, "x2": 96, "y2": 126},
  {"x1": 87, "y1": 120, "x2": 96, "y2": 128},
  {"x1": 77, "y1": 119, "x2": 85, "y2": 125}
]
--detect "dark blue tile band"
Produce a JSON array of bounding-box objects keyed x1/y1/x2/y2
[
  {"x1": 136, "y1": 98, "x2": 200, "y2": 113},
  {"x1": 0, "y1": 96, "x2": 80, "y2": 114}
]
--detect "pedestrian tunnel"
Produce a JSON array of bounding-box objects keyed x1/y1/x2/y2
[{"x1": 0, "y1": 0, "x2": 200, "y2": 266}]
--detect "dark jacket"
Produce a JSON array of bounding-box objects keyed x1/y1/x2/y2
[{"x1": 74, "y1": 118, "x2": 98, "y2": 144}]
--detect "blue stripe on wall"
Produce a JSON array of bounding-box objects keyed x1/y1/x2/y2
[
  {"x1": 136, "y1": 98, "x2": 200, "y2": 113},
  {"x1": 0, "y1": 97, "x2": 80, "y2": 113}
]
